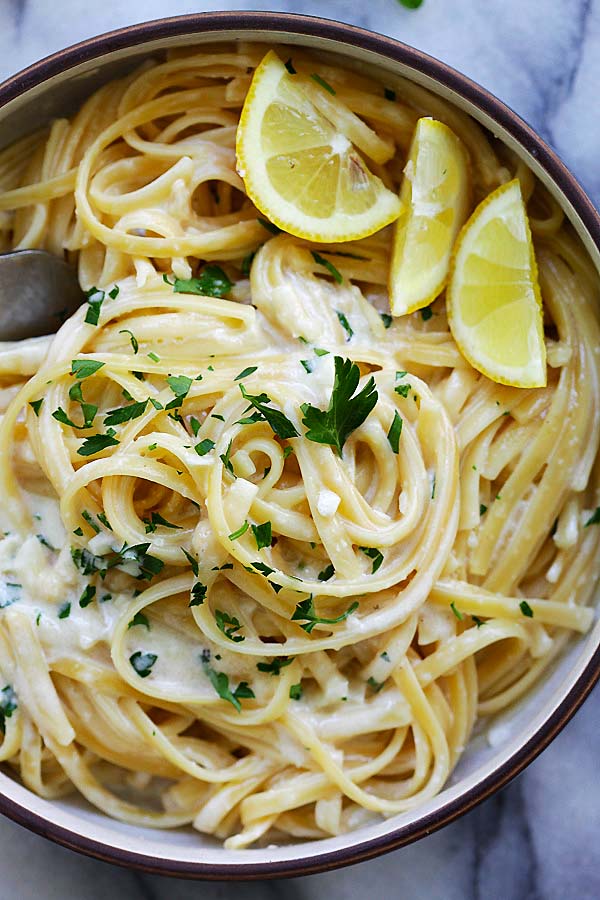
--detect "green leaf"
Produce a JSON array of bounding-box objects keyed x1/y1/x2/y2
[
  {"x1": 336, "y1": 310, "x2": 353, "y2": 341},
  {"x1": 189, "y1": 582, "x2": 207, "y2": 607},
  {"x1": 318, "y1": 563, "x2": 335, "y2": 581},
  {"x1": 168, "y1": 266, "x2": 233, "y2": 298},
  {"x1": 84, "y1": 287, "x2": 105, "y2": 326},
  {"x1": 129, "y1": 651, "x2": 157, "y2": 678},
  {"x1": 301, "y1": 356, "x2": 378, "y2": 455},
  {"x1": 289, "y1": 683, "x2": 303, "y2": 700},
  {"x1": 71, "y1": 359, "x2": 105, "y2": 379},
  {"x1": 251, "y1": 561, "x2": 275, "y2": 577},
  {"x1": 167, "y1": 375, "x2": 193, "y2": 399},
  {"x1": 0, "y1": 685, "x2": 18, "y2": 732},
  {"x1": 480, "y1": 504, "x2": 488, "y2": 516},
  {"x1": 77, "y1": 429, "x2": 120, "y2": 457},
  {"x1": 384, "y1": 88, "x2": 396, "y2": 101},
  {"x1": 256, "y1": 657, "x2": 294, "y2": 676},
  {"x1": 58, "y1": 601, "x2": 71, "y2": 619},
  {"x1": 144, "y1": 511, "x2": 181, "y2": 533},
  {"x1": 300, "y1": 359, "x2": 313, "y2": 374},
  {"x1": 190, "y1": 416, "x2": 202, "y2": 436},
  {"x1": 450, "y1": 601, "x2": 464, "y2": 621},
  {"x1": 81, "y1": 510, "x2": 100, "y2": 533},
  {"x1": 79, "y1": 585, "x2": 96, "y2": 608},
  {"x1": 235, "y1": 366, "x2": 258, "y2": 381},
  {"x1": 29, "y1": 398, "x2": 43, "y2": 416},
  {"x1": 128, "y1": 612, "x2": 150, "y2": 629},
  {"x1": 147, "y1": 352, "x2": 160, "y2": 363},
  {"x1": 421, "y1": 305, "x2": 433, "y2": 321},
  {"x1": 116, "y1": 543, "x2": 164, "y2": 581},
  {"x1": 398, "y1": 0, "x2": 423, "y2": 7},
  {"x1": 220, "y1": 439, "x2": 235, "y2": 476},
  {"x1": 202, "y1": 662, "x2": 248, "y2": 712},
  {"x1": 314, "y1": 347, "x2": 329, "y2": 357},
  {"x1": 367, "y1": 676, "x2": 385, "y2": 693},
  {"x1": 251, "y1": 521, "x2": 272, "y2": 551},
  {"x1": 284, "y1": 58, "x2": 296, "y2": 74},
  {"x1": 215, "y1": 609, "x2": 245, "y2": 642},
  {"x1": 228, "y1": 521, "x2": 249, "y2": 541},
  {"x1": 104, "y1": 399, "x2": 149, "y2": 426},
  {"x1": 310, "y1": 73, "x2": 336, "y2": 94},
  {"x1": 182, "y1": 548, "x2": 199, "y2": 576},
  {"x1": 381, "y1": 313, "x2": 392, "y2": 329},
  {"x1": 97, "y1": 512, "x2": 112, "y2": 531},
  {"x1": 239, "y1": 384, "x2": 299, "y2": 440},
  {"x1": 119, "y1": 329, "x2": 139, "y2": 353},
  {"x1": 194, "y1": 438, "x2": 215, "y2": 456},
  {"x1": 520, "y1": 600, "x2": 534, "y2": 618},
  {"x1": 471, "y1": 615, "x2": 486, "y2": 628},
  {"x1": 311, "y1": 251, "x2": 342, "y2": 284},
  {"x1": 359, "y1": 546, "x2": 384, "y2": 574},
  {"x1": 387, "y1": 410, "x2": 403, "y2": 453},
  {"x1": 291, "y1": 595, "x2": 359, "y2": 634},
  {"x1": 584, "y1": 507, "x2": 600, "y2": 527}
]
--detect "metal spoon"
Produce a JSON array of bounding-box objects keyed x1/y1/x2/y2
[{"x1": 0, "y1": 250, "x2": 84, "y2": 341}]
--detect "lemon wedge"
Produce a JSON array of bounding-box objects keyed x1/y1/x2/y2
[
  {"x1": 389, "y1": 117, "x2": 470, "y2": 316},
  {"x1": 447, "y1": 178, "x2": 547, "y2": 388},
  {"x1": 236, "y1": 51, "x2": 401, "y2": 242}
]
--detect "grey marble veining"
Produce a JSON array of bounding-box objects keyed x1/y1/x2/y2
[{"x1": 0, "y1": 1, "x2": 599, "y2": 898}]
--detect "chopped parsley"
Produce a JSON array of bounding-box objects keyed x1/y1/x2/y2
[
  {"x1": 84, "y1": 287, "x2": 105, "y2": 326},
  {"x1": 71, "y1": 359, "x2": 105, "y2": 379},
  {"x1": 318, "y1": 563, "x2": 335, "y2": 581},
  {"x1": 77, "y1": 429, "x2": 119, "y2": 457},
  {"x1": 190, "y1": 416, "x2": 202, "y2": 436},
  {"x1": 220, "y1": 439, "x2": 235, "y2": 476},
  {"x1": 584, "y1": 507, "x2": 600, "y2": 527},
  {"x1": 310, "y1": 73, "x2": 336, "y2": 94},
  {"x1": 29, "y1": 398, "x2": 43, "y2": 416},
  {"x1": 202, "y1": 661, "x2": 254, "y2": 712},
  {"x1": 235, "y1": 366, "x2": 258, "y2": 381},
  {"x1": 421, "y1": 306, "x2": 433, "y2": 321},
  {"x1": 128, "y1": 612, "x2": 150, "y2": 630},
  {"x1": 359, "y1": 546, "x2": 384, "y2": 574},
  {"x1": 79, "y1": 585, "x2": 96, "y2": 608},
  {"x1": 471, "y1": 615, "x2": 485, "y2": 628},
  {"x1": 289, "y1": 683, "x2": 303, "y2": 701},
  {"x1": 215, "y1": 610, "x2": 244, "y2": 642},
  {"x1": 301, "y1": 356, "x2": 378, "y2": 455},
  {"x1": 104, "y1": 399, "x2": 150, "y2": 426},
  {"x1": 166, "y1": 375, "x2": 193, "y2": 410},
  {"x1": 119, "y1": 329, "x2": 139, "y2": 353},
  {"x1": 129, "y1": 651, "x2": 157, "y2": 678},
  {"x1": 311, "y1": 251, "x2": 342, "y2": 284},
  {"x1": 147, "y1": 352, "x2": 160, "y2": 363},
  {"x1": 164, "y1": 266, "x2": 233, "y2": 298},
  {"x1": 229, "y1": 521, "x2": 249, "y2": 541},
  {"x1": 182, "y1": 548, "x2": 199, "y2": 576},
  {"x1": 81, "y1": 509, "x2": 100, "y2": 533},
  {"x1": 239, "y1": 384, "x2": 299, "y2": 439},
  {"x1": 58, "y1": 601, "x2": 71, "y2": 619},
  {"x1": 284, "y1": 58, "x2": 296, "y2": 74},
  {"x1": 519, "y1": 600, "x2": 534, "y2": 618},
  {"x1": 387, "y1": 410, "x2": 403, "y2": 454},
  {"x1": 241, "y1": 251, "x2": 256, "y2": 275},
  {"x1": 97, "y1": 512, "x2": 112, "y2": 531},
  {"x1": 450, "y1": 601, "x2": 464, "y2": 621},
  {"x1": 256, "y1": 657, "x2": 294, "y2": 676},
  {"x1": 189, "y1": 582, "x2": 207, "y2": 607},
  {"x1": 251, "y1": 521, "x2": 272, "y2": 551},
  {"x1": 144, "y1": 511, "x2": 181, "y2": 533},
  {"x1": 335, "y1": 310, "x2": 354, "y2": 341},
  {"x1": 0, "y1": 685, "x2": 17, "y2": 733},
  {"x1": 381, "y1": 313, "x2": 392, "y2": 329},
  {"x1": 384, "y1": 87, "x2": 396, "y2": 101},
  {"x1": 480, "y1": 504, "x2": 488, "y2": 516},
  {"x1": 194, "y1": 438, "x2": 215, "y2": 456},
  {"x1": 291, "y1": 595, "x2": 358, "y2": 634},
  {"x1": 367, "y1": 676, "x2": 385, "y2": 693}
]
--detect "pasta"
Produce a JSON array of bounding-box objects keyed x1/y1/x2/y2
[{"x1": 0, "y1": 42, "x2": 598, "y2": 849}]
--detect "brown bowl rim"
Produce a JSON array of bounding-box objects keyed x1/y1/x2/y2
[{"x1": 0, "y1": 9, "x2": 599, "y2": 882}]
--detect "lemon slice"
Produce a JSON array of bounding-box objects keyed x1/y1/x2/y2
[
  {"x1": 389, "y1": 117, "x2": 470, "y2": 316},
  {"x1": 447, "y1": 178, "x2": 547, "y2": 388},
  {"x1": 236, "y1": 51, "x2": 401, "y2": 242}
]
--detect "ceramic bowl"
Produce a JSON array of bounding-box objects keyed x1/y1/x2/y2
[{"x1": 0, "y1": 11, "x2": 598, "y2": 880}]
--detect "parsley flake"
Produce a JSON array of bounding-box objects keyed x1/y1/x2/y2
[
  {"x1": 165, "y1": 266, "x2": 233, "y2": 298},
  {"x1": 310, "y1": 73, "x2": 336, "y2": 94},
  {"x1": 189, "y1": 582, "x2": 207, "y2": 607},
  {"x1": 129, "y1": 651, "x2": 157, "y2": 678},
  {"x1": 291, "y1": 595, "x2": 358, "y2": 634},
  {"x1": 239, "y1": 384, "x2": 299, "y2": 439},
  {"x1": 387, "y1": 410, "x2": 403, "y2": 453},
  {"x1": 128, "y1": 612, "x2": 150, "y2": 630},
  {"x1": 335, "y1": 310, "x2": 354, "y2": 341},
  {"x1": 311, "y1": 251, "x2": 343, "y2": 284},
  {"x1": 520, "y1": 600, "x2": 534, "y2": 618},
  {"x1": 257, "y1": 657, "x2": 294, "y2": 676},
  {"x1": 289, "y1": 683, "x2": 303, "y2": 700},
  {"x1": 359, "y1": 546, "x2": 384, "y2": 573},
  {"x1": 251, "y1": 521, "x2": 272, "y2": 550},
  {"x1": 119, "y1": 329, "x2": 139, "y2": 353},
  {"x1": 29, "y1": 399, "x2": 43, "y2": 416},
  {"x1": 84, "y1": 287, "x2": 105, "y2": 326},
  {"x1": 194, "y1": 438, "x2": 215, "y2": 456}
]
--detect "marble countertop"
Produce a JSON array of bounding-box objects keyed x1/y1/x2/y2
[{"x1": 1, "y1": 1, "x2": 599, "y2": 898}]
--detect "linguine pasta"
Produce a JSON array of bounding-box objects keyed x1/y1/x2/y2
[{"x1": 0, "y1": 43, "x2": 598, "y2": 848}]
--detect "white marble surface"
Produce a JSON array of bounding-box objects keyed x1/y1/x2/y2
[{"x1": 1, "y1": 0, "x2": 599, "y2": 897}]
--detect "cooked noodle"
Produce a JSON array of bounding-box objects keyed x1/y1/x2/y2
[{"x1": 0, "y1": 43, "x2": 598, "y2": 848}]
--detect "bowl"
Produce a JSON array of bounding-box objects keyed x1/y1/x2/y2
[{"x1": 0, "y1": 10, "x2": 598, "y2": 881}]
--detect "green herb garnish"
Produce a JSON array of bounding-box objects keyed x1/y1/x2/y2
[
  {"x1": 335, "y1": 310, "x2": 353, "y2": 341},
  {"x1": 291, "y1": 595, "x2": 358, "y2": 634},
  {"x1": 289, "y1": 683, "x2": 302, "y2": 700},
  {"x1": 251, "y1": 521, "x2": 272, "y2": 551},
  {"x1": 58, "y1": 601, "x2": 71, "y2": 619},
  {"x1": 310, "y1": 73, "x2": 336, "y2": 94},
  {"x1": 144, "y1": 511, "x2": 181, "y2": 533},
  {"x1": 29, "y1": 399, "x2": 43, "y2": 416},
  {"x1": 387, "y1": 410, "x2": 403, "y2": 454},
  {"x1": 256, "y1": 657, "x2": 294, "y2": 676},
  {"x1": 421, "y1": 306, "x2": 433, "y2": 321},
  {"x1": 128, "y1": 612, "x2": 150, "y2": 630},
  {"x1": 215, "y1": 609, "x2": 245, "y2": 642},
  {"x1": 189, "y1": 582, "x2": 207, "y2": 607},
  {"x1": 79, "y1": 585, "x2": 96, "y2": 608},
  {"x1": 129, "y1": 651, "x2": 157, "y2": 678},
  {"x1": 584, "y1": 507, "x2": 600, "y2": 527},
  {"x1": 359, "y1": 546, "x2": 384, "y2": 574},
  {"x1": 450, "y1": 601, "x2": 464, "y2": 621},
  {"x1": 367, "y1": 676, "x2": 384, "y2": 693},
  {"x1": 104, "y1": 399, "x2": 149, "y2": 426},
  {"x1": 77, "y1": 429, "x2": 119, "y2": 457},
  {"x1": 235, "y1": 366, "x2": 258, "y2": 381},
  {"x1": 229, "y1": 521, "x2": 249, "y2": 541},
  {"x1": 318, "y1": 563, "x2": 335, "y2": 581},
  {"x1": 194, "y1": 438, "x2": 215, "y2": 456},
  {"x1": 311, "y1": 251, "x2": 342, "y2": 284},
  {"x1": 301, "y1": 356, "x2": 378, "y2": 455},
  {"x1": 182, "y1": 548, "x2": 199, "y2": 576},
  {"x1": 239, "y1": 384, "x2": 299, "y2": 440},
  {"x1": 519, "y1": 600, "x2": 534, "y2": 618},
  {"x1": 202, "y1": 661, "x2": 254, "y2": 712},
  {"x1": 257, "y1": 217, "x2": 281, "y2": 235},
  {"x1": 165, "y1": 266, "x2": 233, "y2": 298},
  {"x1": 84, "y1": 287, "x2": 105, "y2": 326},
  {"x1": 71, "y1": 359, "x2": 105, "y2": 379}
]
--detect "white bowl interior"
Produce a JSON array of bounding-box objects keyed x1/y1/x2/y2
[{"x1": 0, "y1": 23, "x2": 598, "y2": 874}]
